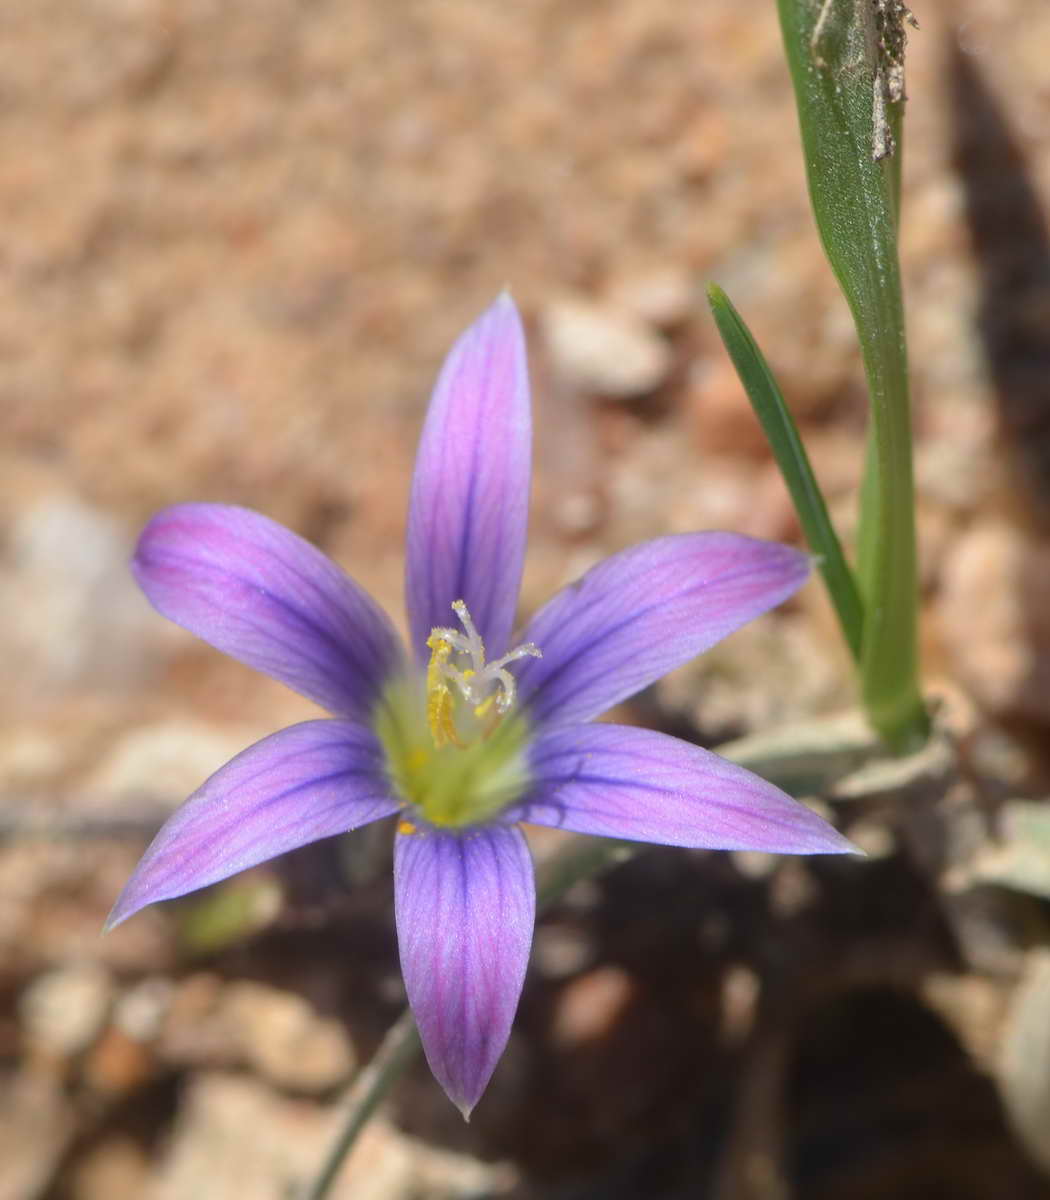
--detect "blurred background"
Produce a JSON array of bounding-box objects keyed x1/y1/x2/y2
[{"x1": 4, "y1": 1, "x2": 1050, "y2": 1196}]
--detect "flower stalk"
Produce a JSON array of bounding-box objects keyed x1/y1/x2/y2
[{"x1": 777, "y1": 0, "x2": 928, "y2": 751}]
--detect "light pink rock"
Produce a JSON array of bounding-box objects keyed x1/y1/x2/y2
[
  {"x1": 939, "y1": 521, "x2": 1050, "y2": 721},
  {"x1": 541, "y1": 295, "x2": 672, "y2": 398}
]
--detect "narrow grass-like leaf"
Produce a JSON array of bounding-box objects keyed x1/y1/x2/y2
[
  {"x1": 777, "y1": 0, "x2": 927, "y2": 751},
  {"x1": 707, "y1": 283, "x2": 863, "y2": 663}
]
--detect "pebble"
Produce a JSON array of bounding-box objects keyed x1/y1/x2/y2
[
  {"x1": 938, "y1": 521, "x2": 1050, "y2": 721},
  {"x1": 84, "y1": 1026, "x2": 157, "y2": 1096},
  {"x1": 161, "y1": 975, "x2": 356, "y2": 1095},
  {"x1": 541, "y1": 294, "x2": 672, "y2": 398},
  {"x1": 113, "y1": 975, "x2": 175, "y2": 1042},
  {"x1": 151, "y1": 1073, "x2": 516, "y2": 1200},
  {"x1": 998, "y1": 952, "x2": 1050, "y2": 1175},
  {"x1": 1, "y1": 493, "x2": 155, "y2": 694},
  {"x1": 604, "y1": 265, "x2": 694, "y2": 329},
  {"x1": 532, "y1": 924, "x2": 595, "y2": 980},
  {"x1": 687, "y1": 355, "x2": 772, "y2": 459},
  {"x1": 550, "y1": 965, "x2": 634, "y2": 1047},
  {"x1": 20, "y1": 961, "x2": 113, "y2": 1058},
  {"x1": 222, "y1": 981, "x2": 356, "y2": 1094},
  {"x1": 85, "y1": 719, "x2": 265, "y2": 813},
  {"x1": 721, "y1": 964, "x2": 760, "y2": 1043}
]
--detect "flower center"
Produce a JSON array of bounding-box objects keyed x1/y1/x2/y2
[
  {"x1": 425, "y1": 599, "x2": 541, "y2": 749},
  {"x1": 373, "y1": 600, "x2": 540, "y2": 830}
]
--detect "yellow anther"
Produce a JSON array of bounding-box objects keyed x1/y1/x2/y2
[
  {"x1": 397, "y1": 819, "x2": 418, "y2": 836},
  {"x1": 426, "y1": 632, "x2": 452, "y2": 676},
  {"x1": 426, "y1": 633, "x2": 463, "y2": 748},
  {"x1": 423, "y1": 600, "x2": 541, "y2": 751}
]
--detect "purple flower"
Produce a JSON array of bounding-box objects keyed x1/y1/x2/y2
[{"x1": 109, "y1": 294, "x2": 853, "y2": 1117}]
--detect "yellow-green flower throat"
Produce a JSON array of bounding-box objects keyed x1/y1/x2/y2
[{"x1": 375, "y1": 600, "x2": 540, "y2": 830}]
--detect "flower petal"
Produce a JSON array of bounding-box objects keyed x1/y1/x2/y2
[
  {"x1": 405, "y1": 293, "x2": 531, "y2": 662},
  {"x1": 515, "y1": 533, "x2": 810, "y2": 728},
  {"x1": 508, "y1": 723, "x2": 855, "y2": 854},
  {"x1": 107, "y1": 720, "x2": 399, "y2": 929},
  {"x1": 394, "y1": 823, "x2": 535, "y2": 1118},
  {"x1": 133, "y1": 504, "x2": 403, "y2": 720}
]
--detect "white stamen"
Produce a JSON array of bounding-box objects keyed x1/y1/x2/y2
[
  {"x1": 451, "y1": 600, "x2": 486, "y2": 666},
  {"x1": 431, "y1": 600, "x2": 541, "y2": 715}
]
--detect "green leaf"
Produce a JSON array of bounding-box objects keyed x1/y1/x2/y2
[
  {"x1": 777, "y1": 0, "x2": 927, "y2": 752},
  {"x1": 707, "y1": 283, "x2": 863, "y2": 663}
]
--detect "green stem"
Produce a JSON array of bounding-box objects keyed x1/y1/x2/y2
[
  {"x1": 777, "y1": 0, "x2": 927, "y2": 751},
  {"x1": 299, "y1": 1007, "x2": 421, "y2": 1200}
]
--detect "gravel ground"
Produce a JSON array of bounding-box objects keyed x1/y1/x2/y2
[{"x1": 3, "y1": 2, "x2": 1050, "y2": 1197}]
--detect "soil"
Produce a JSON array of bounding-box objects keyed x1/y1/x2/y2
[{"x1": 4, "y1": 1, "x2": 1050, "y2": 1197}]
